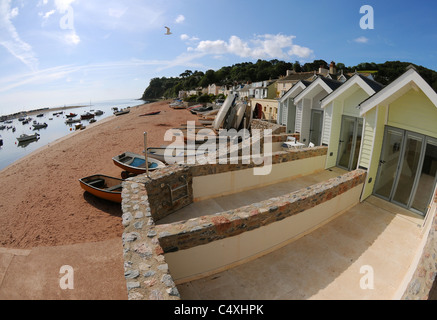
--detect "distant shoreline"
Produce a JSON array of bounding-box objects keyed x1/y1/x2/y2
[{"x1": 0, "y1": 105, "x2": 88, "y2": 120}]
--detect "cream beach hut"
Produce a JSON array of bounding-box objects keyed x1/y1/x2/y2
[
  {"x1": 277, "y1": 80, "x2": 312, "y2": 134},
  {"x1": 358, "y1": 66, "x2": 437, "y2": 217},
  {"x1": 293, "y1": 76, "x2": 343, "y2": 146},
  {"x1": 320, "y1": 73, "x2": 385, "y2": 171}
]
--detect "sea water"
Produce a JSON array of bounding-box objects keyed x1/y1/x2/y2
[{"x1": 0, "y1": 98, "x2": 146, "y2": 171}]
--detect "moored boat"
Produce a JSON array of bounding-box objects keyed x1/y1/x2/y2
[
  {"x1": 32, "y1": 122, "x2": 48, "y2": 129},
  {"x1": 65, "y1": 113, "x2": 78, "y2": 118},
  {"x1": 79, "y1": 174, "x2": 124, "y2": 203},
  {"x1": 112, "y1": 152, "x2": 166, "y2": 176},
  {"x1": 80, "y1": 112, "x2": 95, "y2": 120},
  {"x1": 17, "y1": 133, "x2": 40, "y2": 143}
]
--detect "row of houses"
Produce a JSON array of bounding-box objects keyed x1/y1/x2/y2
[{"x1": 276, "y1": 65, "x2": 437, "y2": 218}]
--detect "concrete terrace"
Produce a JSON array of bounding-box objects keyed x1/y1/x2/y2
[
  {"x1": 177, "y1": 196, "x2": 425, "y2": 300},
  {"x1": 157, "y1": 167, "x2": 349, "y2": 225}
]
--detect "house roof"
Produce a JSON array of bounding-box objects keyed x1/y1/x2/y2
[
  {"x1": 320, "y1": 73, "x2": 385, "y2": 108},
  {"x1": 359, "y1": 67, "x2": 437, "y2": 116},
  {"x1": 279, "y1": 80, "x2": 311, "y2": 103},
  {"x1": 277, "y1": 72, "x2": 315, "y2": 83},
  {"x1": 294, "y1": 76, "x2": 343, "y2": 104}
]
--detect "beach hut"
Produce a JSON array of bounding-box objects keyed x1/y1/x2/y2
[
  {"x1": 277, "y1": 80, "x2": 312, "y2": 134},
  {"x1": 293, "y1": 76, "x2": 343, "y2": 147},
  {"x1": 320, "y1": 73, "x2": 385, "y2": 171},
  {"x1": 358, "y1": 66, "x2": 437, "y2": 217}
]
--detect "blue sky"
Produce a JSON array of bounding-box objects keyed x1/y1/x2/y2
[{"x1": 0, "y1": 0, "x2": 436, "y2": 115}]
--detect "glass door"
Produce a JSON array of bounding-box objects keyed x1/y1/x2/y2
[
  {"x1": 337, "y1": 116, "x2": 364, "y2": 171},
  {"x1": 374, "y1": 127, "x2": 404, "y2": 200},
  {"x1": 374, "y1": 127, "x2": 437, "y2": 216},
  {"x1": 309, "y1": 110, "x2": 323, "y2": 146},
  {"x1": 410, "y1": 138, "x2": 437, "y2": 214}
]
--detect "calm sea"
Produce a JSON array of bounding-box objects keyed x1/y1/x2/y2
[{"x1": 0, "y1": 98, "x2": 147, "y2": 171}]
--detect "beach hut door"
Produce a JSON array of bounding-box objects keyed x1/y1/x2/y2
[
  {"x1": 337, "y1": 116, "x2": 363, "y2": 171},
  {"x1": 309, "y1": 110, "x2": 323, "y2": 146},
  {"x1": 374, "y1": 126, "x2": 437, "y2": 216}
]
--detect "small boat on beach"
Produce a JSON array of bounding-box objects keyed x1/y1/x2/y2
[
  {"x1": 146, "y1": 146, "x2": 203, "y2": 165},
  {"x1": 139, "y1": 111, "x2": 161, "y2": 117},
  {"x1": 17, "y1": 133, "x2": 40, "y2": 143},
  {"x1": 114, "y1": 108, "x2": 130, "y2": 116},
  {"x1": 79, "y1": 174, "x2": 124, "y2": 203},
  {"x1": 112, "y1": 152, "x2": 166, "y2": 177}
]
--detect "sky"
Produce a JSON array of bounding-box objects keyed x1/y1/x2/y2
[{"x1": 0, "y1": 0, "x2": 437, "y2": 115}]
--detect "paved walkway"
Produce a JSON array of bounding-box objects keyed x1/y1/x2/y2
[
  {"x1": 0, "y1": 238, "x2": 127, "y2": 300},
  {"x1": 177, "y1": 197, "x2": 425, "y2": 300}
]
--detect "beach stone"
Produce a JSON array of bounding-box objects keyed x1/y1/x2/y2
[
  {"x1": 167, "y1": 287, "x2": 180, "y2": 297},
  {"x1": 161, "y1": 274, "x2": 175, "y2": 287},
  {"x1": 135, "y1": 211, "x2": 144, "y2": 219},
  {"x1": 125, "y1": 270, "x2": 140, "y2": 279},
  {"x1": 122, "y1": 212, "x2": 133, "y2": 226},
  {"x1": 144, "y1": 271, "x2": 156, "y2": 278},
  {"x1": 126, "y1": 282, "x2": 140, "y2": 290},
  {"x1": 157, "y1": 264, "x2": 169, "y2": 272},
  {"x1": 123, "y1": 232, "x2": 139, "y2": 243},
  {"x1": 134, "y1": 221, "x2": 144, "y2": 230}
]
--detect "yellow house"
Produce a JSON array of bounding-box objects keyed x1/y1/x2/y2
[{"x1": 358, "y1": 66, "x2": 437, "y2": 217}]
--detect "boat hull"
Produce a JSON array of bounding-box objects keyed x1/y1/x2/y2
[
  {"x1": 112, "y1": 152, "x2": 166, "y2": 174},
  {"x1": 79, "y1": 174, "x2": 123, "y2": 203}
]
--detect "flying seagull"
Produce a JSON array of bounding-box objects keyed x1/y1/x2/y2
[{"x1": 164, "y1": 26, "x2": 172, "y2": 35}]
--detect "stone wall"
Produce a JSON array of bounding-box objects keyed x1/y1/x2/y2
[
  {"x1": 401, "y1": 196, "x2": 437, "y2": 300},
  {"x1": 251, "y1": 119, "x2": 286, "y2": 135},
  {"x1": 157, "y1": 169, "x2": 366, "y2": 253}
]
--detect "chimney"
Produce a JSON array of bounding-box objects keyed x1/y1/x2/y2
[{"x1": 330, "y1": 61, "x2": 336, "y2": 75}]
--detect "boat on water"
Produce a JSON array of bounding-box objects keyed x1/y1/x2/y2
[
  {"x1": 65, "y1": 118, "x2": 81, "y2": 124},
  {"x1": 80, "y1": 112, "x2": 95, "y2": 120},
  {"x1": 94, "y1": 110, "x2": 104, "y2": 116},
  {"x1": 65, "y1": 113, "x2": 78, "y2": 118},
  {"x1": 112, "y1": 152, "x2": 166, "y2": 177},
  {"x1": 32, "y1": 122, "x2": 48, "y2": 129},
  {"x1": 79, "y1": 174, "x2": 124, "y2": 203},
  {"x1": 139, "y1": 111, "x2": 161, "y2": 117},
  {"x1": 0, "y1": 135, "x2": 3, "y2": 147},
  {"x1": 114, "y1": 108, "x2": 130, "y2": 116},
  {"x1": 0, "y1": 125, "x2": 5, "y2": 130},
  {"x1": 36, "y1": 114, "x2": 44, "y2": 118},
  {"x1": 17, "y1": 133, "x2": 40, "y2": 143}
]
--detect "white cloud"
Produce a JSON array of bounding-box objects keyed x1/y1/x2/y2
[
  {"x1": 0, "y1": 0, "x2": 38, "y2": 70},
  {"x1": 9, "y1": 7, "x2": 18, "y2": 19},
  {"x1": 354, "y1": 36, "x2": 369, "y2": 44},
  {"x1": 180, "y1": 34, "x2": 199, "y2": 42},
  {"x1": 42, "y1": 9, "x2": 56, "y2": 19},
  {"x1": 108, "y1": 7, "x2": 128, "y2": 19},
  {"x1": 192, "y1": 34, "x2": 313, "y2": 60},
  {"x1": 175, "y1": 14, "x2": 185, "y2": 24}
]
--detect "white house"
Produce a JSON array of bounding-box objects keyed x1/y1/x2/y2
[{"x1": 293, "y1": 76, "x2": 343, "y2": 146}]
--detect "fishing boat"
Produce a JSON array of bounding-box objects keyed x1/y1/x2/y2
[
  {"x1": 65, "y1": 113, "x2": 78, "y2": 118},
  {"x1": 146, "y1": 146, "x2": 203, "y2": 165},
  {"x1": 65, "y1": 118, "x2": 81, "y2": 124},
  {"x1": 114, "y1": 108, "x2": 130, "y2": 116},
  {"x1": 17, "y1": 133, "x2": 40, "y2": 143},
  {"x1": 79, "y1": 174, "x2": 124, "y2": 203},
  {"x1": 94, "y1": 110, "x2": 104, "y2": 116},
  {"x1": 0, "y1": 125, "x2": 5, "y2": 130},
  {"x1": 139, "y1": 111, "x2": 161, "y2": 117},
  {"x1": 80, "y1": 112, "x2": 95, "y2": 120},
  {"x1": 36, "y1": 114, "x2": 44, "y2": 118},
  {"x1": 112, "y1": 152, "x2": 166, "y2": 177},
  {"x1": 75, "y1": 123, "x2": 83, "y2": 130},
  {"x1": 32, "y1": 122, "x2": 48, "y2": 129}
]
